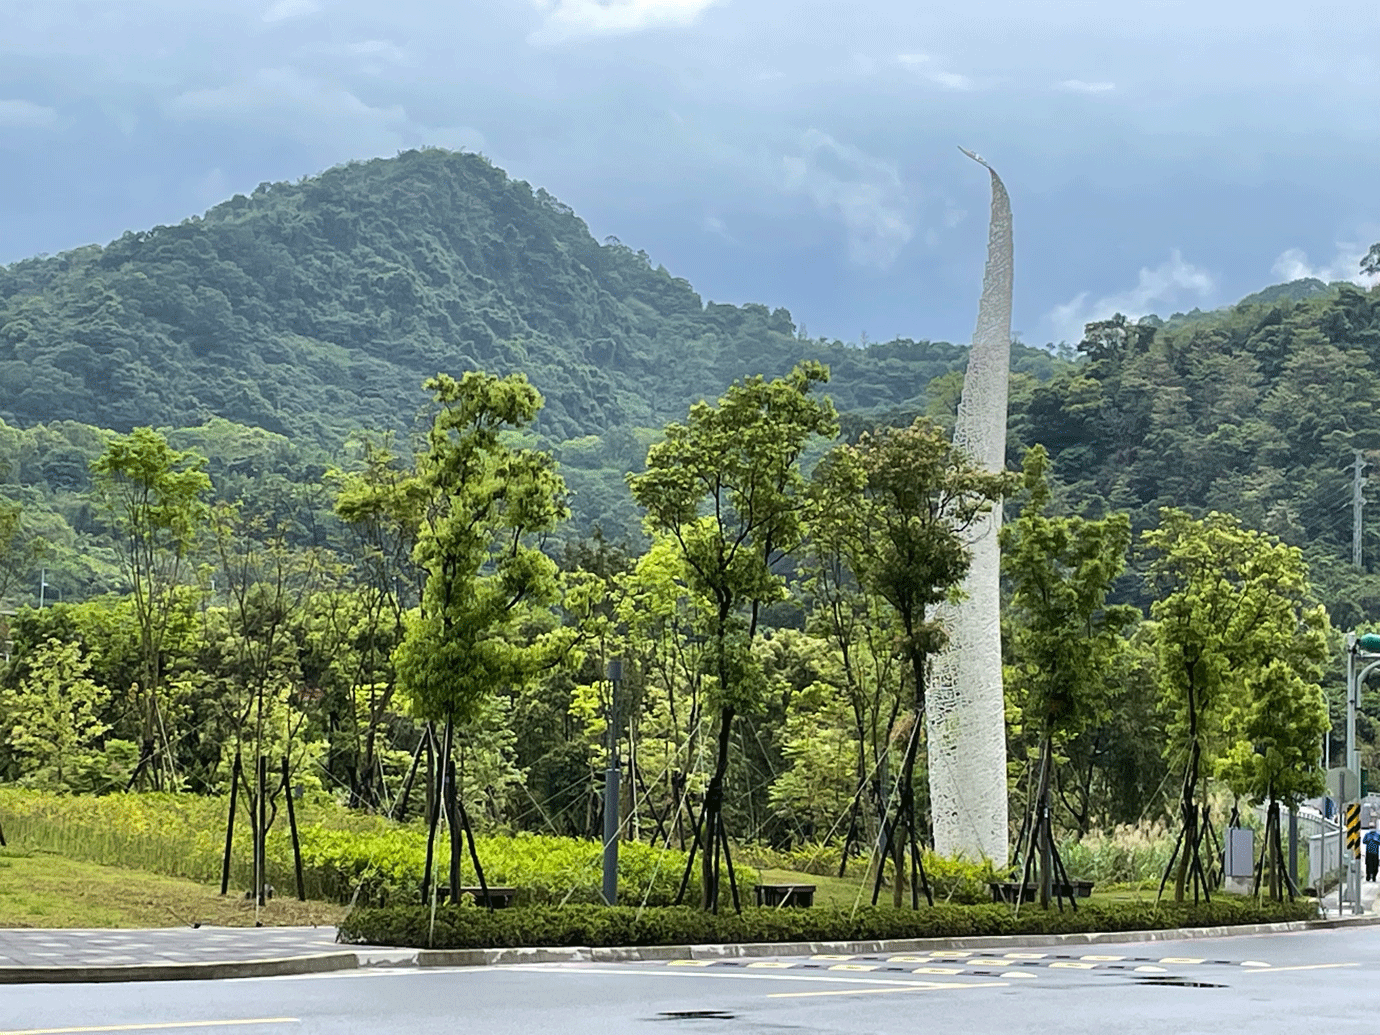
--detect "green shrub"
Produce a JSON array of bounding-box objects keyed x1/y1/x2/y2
[{"x1": 339, "y1": 897, "x2": 1319, "y2": 949}]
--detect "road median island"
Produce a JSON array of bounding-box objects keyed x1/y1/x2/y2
[
  {"x1": 337, "y1": 899, "x2": 1320, "y2": 952},
  {"x1": 0, "y1": 951, "x2": 360, "y2": 984}
]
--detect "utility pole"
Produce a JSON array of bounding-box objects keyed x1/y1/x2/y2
[
  {"x1": 601, "y1": 658, "x2": 623, "y2": 906},
  {"x1": 1354, "y1": 450, "x2": 1367, "y2": 570}
]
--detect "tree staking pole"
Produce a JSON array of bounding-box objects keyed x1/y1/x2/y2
[{"x1": 602, "y1": 658, "x2": 623, "y2": 906}]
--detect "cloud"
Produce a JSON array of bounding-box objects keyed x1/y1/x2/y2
[
  {"x1": 421, "y1": 125, "x2": 487, "y2": 153},
  {"x1": 702, "y1": 214, "x2": 736, "y2": 244},
  {"x1": 263, "y1": 0, "x2": 321, "y2": 23},
  {"x1": 528, "y1": 0, "x2": 719, "y2": 44},
  {"x1": 0, "y1": 99, "x2": 57, "y2": 128},
  {"x1": 192, "y1": 168, "x2": 230, "y2": 208},
  {"x1": 1056, "y1": 79, "x2": 1115, "y2": 94},
  {"x1": 781, "y1": 129, "x2": 912, "y2": 269},
  {"x1": 164, "y1": 68, "x2": 413, "y2": 154},
  {"x1": 896, "y1": 54, "x2": 975, "y2": 91},
  {"x1": 1271, "y1": 243, "x2": 1380, "y2": 288},
  {"x1": 1045, "y1": 250, "x2": 1216, "y2": 344}
]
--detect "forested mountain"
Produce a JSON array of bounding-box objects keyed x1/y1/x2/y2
[
  {"x1": 1009, "y1": 290, "x2": 1380, "y2": 627},
  {"x1": 3, "y1": 146, "x2": 1380, "y2": 626},
  {"x1": 0, "y1": 148, "x2": 1056, "y2": 448}
]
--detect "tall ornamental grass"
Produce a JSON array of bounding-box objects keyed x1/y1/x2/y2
[{"x1": 0, "y1": 789, "x2": 751, "y2": 906}]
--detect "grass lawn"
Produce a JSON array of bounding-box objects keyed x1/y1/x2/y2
[{"x1": 0, "y1": 848, "x2": 347, "y2": 929}]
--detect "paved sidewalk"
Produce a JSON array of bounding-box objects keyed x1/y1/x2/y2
[{"x1": 0, "y1": 925, "x2": 341, "y2": 967}]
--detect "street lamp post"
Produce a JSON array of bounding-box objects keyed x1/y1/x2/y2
[
  {"x1": 1343, "y1": 633, "x2": 1380, "y2": 915},
  {"x1": 602, "y1": 658, "x2": 623, "y2": 906}
]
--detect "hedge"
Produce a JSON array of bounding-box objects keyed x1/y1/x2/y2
[{"x1": 337, "y1": 897, "x2": 1319, "y2": 949}]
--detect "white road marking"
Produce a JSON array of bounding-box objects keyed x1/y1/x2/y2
[{"x1": 0, "y1": 1021, "x2": 299, "y2": 1035}]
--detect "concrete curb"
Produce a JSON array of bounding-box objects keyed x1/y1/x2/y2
[
  {"x1": 0, "y1": 951, "x2": 360, "y2": 985},
  {"x1": 371, "y1": 912, "x2": 1380, "y2": 970},
  {"x1": 5, "y1": 912, "x2": 1377, "y2": 983}
]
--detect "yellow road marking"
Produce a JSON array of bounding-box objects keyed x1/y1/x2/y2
[
  {"x1": 928, "y1": 950, "x2": 973, "y2": 957},
  {"x1": 666, "y1": 960, "x2": 716, "y2": 967},
  {"x1": 0, "y1": 1021, "x2": 299, "y2": 1035},
  {"x1": 769, "y1": 981, "x2": 1008, "y2": 999},
  {"x1": 1081, "y1": 955, "x2": 1124, "y2": 962},
  {"x1": 910, "y1": 967, "x2": 964, "y2": 975},
  {"x1": 1158, "y1": 957, "x2": 1204, "y2": 965},
  {"x1": 1004, "y1": 952, "x2": 1046, "y2": 959},
  {"x1": 885, "y1": 955, "x2": 933, "y2": 963},
  {"x1": 829, "y1": 964, "x2": 878, "y2": 972},
  {"x1": 746, "y1": 961, "x2": 794, "y2": 969},
  {"x1": 1000, "y1": 972, "x2": 1037, "y2": 979},
  {"x1": 1049, "y1": 962, "x2": 1096, "y2": 970},
  {"x1": 1239, "y1": 962, "x2": 1359, "y2": 974},
  {"x1": 810, "y1": 954, "x2": 856, "y2": 961}
]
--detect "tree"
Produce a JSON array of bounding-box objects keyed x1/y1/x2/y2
[
  {"x1": 1144, "y1": 508, "x2": 1326, "y2": 902},
  {"x1": 1000, "y1": 445, "x2": 1137, "y2": 907},
  {"x1": 0, "y1": 501, "x2": 47, "y2": 607},
  {"x1": 810, "y1": 418, "x2": 1013, "y2": 906},
  {"x1": 331, "y1": 436, "x2": 425, "y2": 809},
  {"x1": 629, "y1": 362, "x2": 837, "y2": 911},
  {"x1": 91, "y1": 428, "x2": 211, "y2": 789},
  {"x1": 0, "y1": 638, "x2": 110, "y2": 790},
  {"x1": 1362, "y1": 243, "x2": 1380, "y2": 278},
  {"x1": 1218, "y1": 652, "x2": 1328, "y2": 900},
  {"x1": 391, "y1": 371, "x2": 569, "y2": 905}
]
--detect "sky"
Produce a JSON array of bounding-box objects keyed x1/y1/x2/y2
[{"x1": 1, "y1": 0, "x2": 1378, "y2": 347}]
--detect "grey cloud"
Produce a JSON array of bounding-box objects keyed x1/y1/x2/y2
[
  {"x1": 164, "y1": 68, "x2": 412, "y2": 153},
  {"x1": 0, "y1": 99, "x2": 57, "y2": 128},
  {"x1": 781, "y1": 129, "x2": 912, "y2": 269}
]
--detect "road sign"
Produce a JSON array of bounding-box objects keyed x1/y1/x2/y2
[
  {"x1": 1346, "y1": 803, "x2": 1362, "y2": 857},
  {"x1": 1329, "y1": 766, "x2": 1361, "y2": 803},
  {"x1": 1358, "y1": 633, "x2": 1380, "y2": 653}
]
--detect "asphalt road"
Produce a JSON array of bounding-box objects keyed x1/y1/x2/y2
[{"x1": 2, "y1": 926, "x2": 1377, "y2": 1035}]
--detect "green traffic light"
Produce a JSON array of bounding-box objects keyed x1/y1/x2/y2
[{"x1": 1360, "y1": 634, "x2": 1380, "y2": 652}]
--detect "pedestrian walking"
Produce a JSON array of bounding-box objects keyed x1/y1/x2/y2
[{"x1": 1363, "y1": 828, "x2": 1380, "y2": 881}]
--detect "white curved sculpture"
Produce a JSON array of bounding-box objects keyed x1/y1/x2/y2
[{"x1": 927, "y1": 148, "x2": 1012, "y2": 866}]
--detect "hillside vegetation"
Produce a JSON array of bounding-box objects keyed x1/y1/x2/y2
[{"x1": 1, "y1": 146, "x2": 1379, "y2": 618}]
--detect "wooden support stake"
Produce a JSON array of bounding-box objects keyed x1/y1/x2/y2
[
  {"x1": 220, "y1": 752, "x2": 242, "y2": 895},
  {"x1": 282, "y1": 755, "x2": 306, "y2": 902}
]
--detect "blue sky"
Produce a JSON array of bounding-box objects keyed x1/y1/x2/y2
[{"x1": 1, "y1": 0, "x2": 1377, "y2": 346}]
